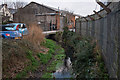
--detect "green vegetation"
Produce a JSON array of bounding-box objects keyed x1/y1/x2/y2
[
  {"x1": 46, "y1": 53, "x2": 65, "y2": 72},
  {"x1": 16, "y1": 39, "x2": 61, "y2": 78},
  {"x1": 55, "y1": 31, "x2": 63, "y2": 43},
  {"x1": 41, "y1": 39, "x2": 66, "y2": 78},
  {"x1": 61, "y1": 27, "x2": 109, "y2": 78},
  {"x1": 16, "y1": 50, "x2": 39, "y2": 78},
  {"x1": 42, "y1": 39, "x2": 56, "y2": 51},
  {"x1": 96, "y1": 53, "x2": 109, "y2": 78},
  {"x1": 37, "y1": 53, "x2": 52, "y2": 64},
  {"x1": 15, "y1": 38, "x2": 66, "y2": 78},
  {"x1": 41, "y1": 73, "x2": 53, "y2": 78}
]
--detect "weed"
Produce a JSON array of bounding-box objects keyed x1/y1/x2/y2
[
  {"x1": 41, "y1": 73, "x2": 53, "y2": 78},
  {"x1": 37, "y1": 53, "x2": 52, "y2": 64},
  {"x1": 41, "y1": 39, "x2": 66, "y2": 77},
  {"x1": 62, "y1": 28, "x2": 109, "y2": 78},
  {"x1": 41, "y1": 39, "x2": 56, "y2": 50},
  {"x1": 24, "y1": 24, "x2": 45, "y2": 52},
  {"x1": 16, "y1": 50, "x2": 39, "y2": 78}
]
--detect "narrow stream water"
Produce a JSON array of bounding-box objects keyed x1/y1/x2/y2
[
  {"x1": 46, "y1": 36, "x2": 75, "y2": 78},
  {"x1": 53, "y1": 57, "x2": 74, "y2": 78}
]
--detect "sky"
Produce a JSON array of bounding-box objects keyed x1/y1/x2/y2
[{"x1": 1, "y1": 0, "x2": 101, "y2": 16}]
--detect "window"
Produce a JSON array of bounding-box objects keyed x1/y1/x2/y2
[
  {"x1": 1, "y1": 26, "x2": 11, "y2": 31},
  {"x1": 2, "y1": 25, "x2": 15, "y2": 28},
  {"x1": 20, "y1": 24, "x2": 26, "y2": 28}
]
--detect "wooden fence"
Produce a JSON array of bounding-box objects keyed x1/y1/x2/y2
[{"x1": 75, "y1": 2, "x2": 120, "y2": 78}]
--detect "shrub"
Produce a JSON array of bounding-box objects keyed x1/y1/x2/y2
[
  {"x1": 62, "y1": 28, "x2": 108, "y2": 78},
  {"x1": 24, "y1": 24, "x2": 45, "y2": 52},
  {"x1": 55, "y1": 31, "x2": 63, "y2": 42}
]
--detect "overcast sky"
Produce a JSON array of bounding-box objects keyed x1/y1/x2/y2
[{"x1": 1, "y1": 0, "x2": 101, "y2": 16}]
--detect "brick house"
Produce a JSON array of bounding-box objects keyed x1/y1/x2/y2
[{"x1": 13, "y1": 2, "x2": 76, "y2": 31}]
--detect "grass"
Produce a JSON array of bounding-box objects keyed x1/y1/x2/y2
[
  {"x1": 54, "y1": 54, "x2": 65, "y2": 60},
  {"x1": 16, "y1": 39, "x2": 66, "y2": 78},
  {"x1": 41, "y1": 39, "x2": 66, "y2": 78},
  {"x1": 37, "y1": 53, "x2": 52, "y2": 64},
  {"x1": 41, "y1": 73, "x2": 53, "y2": 78},
  {"x1": 42, "y1": 53, "x2": 65, "y2": 78},
  {"x1": 47, "y1": 53, "x2": 65, "y2": 72},
  {"x1": 41, "y1": 39, "x2": 56, "y2": 51},
  {"x1": 96, "y1": 53, "x2": 109, "y2": 78},
  {"x1": 16, "y1": 50, "x2": 39, "y2": 78},
  {"x1": 37, "y1": 39, "x2": 56, "y2": 64},
  {"x1": 16, "y1": 39, "x2": 57, "y2": 78}
]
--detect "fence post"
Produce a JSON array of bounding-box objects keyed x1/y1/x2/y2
[
  {"x1": 91, "y1": 21, "x2": 95, "y2": 38},
  {"x1": 100, "y1": 18, "x2": 104, "y2": 49},
  {"x1": 118, "y1": 1, "x2": 120, "y2": 79},
  {"x1": 79, "y1": 20, "x2": 82, "y2": 36},
  {"x1": 86, "y1": 21, "x2": 88, "y2": 36}
]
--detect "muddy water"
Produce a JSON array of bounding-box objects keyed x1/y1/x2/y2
[{"x1": 53, "y1": 57, "x2": 74, "y2": 78}]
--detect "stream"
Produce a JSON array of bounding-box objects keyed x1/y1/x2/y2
[
  {"x1": 53, "y1": 57, "x2": 74, "y2": 78},
  {"x1": 46, "y1": 36, "x2": 75, "y2": 78}
]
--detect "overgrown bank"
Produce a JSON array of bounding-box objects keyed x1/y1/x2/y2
[
  {"x1": 34, "y1": 39, "x2": 65, "y2": 78},
  {"x1": 2, "y1": 24, "x2": 65, "y2": 78},
  {"x1": 55, "y1": 27, "x2": 109, "y2": 78},
  {"x1": 2, "y1": 38, "x2": 65, "y2": 78}
]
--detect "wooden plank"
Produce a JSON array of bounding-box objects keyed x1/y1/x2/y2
[
  {"x1": 96, "y1": 0, "x2": 111, "y2": 13},
  {"x1": 88, "y1": 15, "x2": 95, "y2": 21},
  {"x1": 83, "y1": 17, "x2": 88, "y2": 21},
  {"x1": 93, "y1": 10, "x2": 102, "y2": 18}
]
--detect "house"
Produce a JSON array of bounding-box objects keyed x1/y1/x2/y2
[
  {"x1": 8, "y1": 8, "x2": 17, "y2": 19},
  {"x1": 0, "y1": 5, "x2": 2, "y2": 25},
  {"x1": 0, "y1": 4, "x2": 14, "y2": 23},
  {"x1": 60, "y1": 10, "x2": 76, "y2": 29},
  {"x1": 13, "y1": 2, "x2": 76, "y2": 31}
]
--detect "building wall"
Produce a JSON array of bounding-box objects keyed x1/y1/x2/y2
[
  {"x1": 0, "y1": 4, "x2": 13, "y2": 22},
  {"x1": 56, "y1": 12, "x2": 60, "y2": 30},
  {"x1": 14, "y1": 2, "x2": 76, "y2": 31},
  {"x1": 60, "y1": 16, "x2": 65, "y2": 31},
  {"x1": 0, "y1": 11, "x2": 2, "y2": 25},
  {"x1": 13, "y1": 2, "x2": 57, "y2": 31},
  {"x1": 67, "y1": 15, "x2": 75, "y2": 29}
]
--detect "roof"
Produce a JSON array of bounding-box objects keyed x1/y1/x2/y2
[
  {"x1": 36, "y1": 13, "x2": 59, "y2": 16},
  {"x1": 8, "y1": 8, "x2": 17, "y2": 14},
  {"x1": 29, "y1": 2, "x2": 59, "y2": 12},
  {"x1": 24, "y1": 2, "x2": 80, "y2": 17},
  {"x1": 60, "y1": 10, "x2": 81, "y2": 16}
]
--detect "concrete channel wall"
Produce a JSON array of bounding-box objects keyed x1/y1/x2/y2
[{"x1": 75, "y1": 2, "x2": 120, "y2": 78}]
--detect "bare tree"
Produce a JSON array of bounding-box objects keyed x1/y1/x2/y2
[
  {"x1": 12, "y1": 1, "x2": 27, "y2": 9},
  {"x1": 4, "y1": 1, "x2": 27, "y2": 9},
  {"x1": 61, "y1": 9, "x2": 75, "y2": 28}
]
